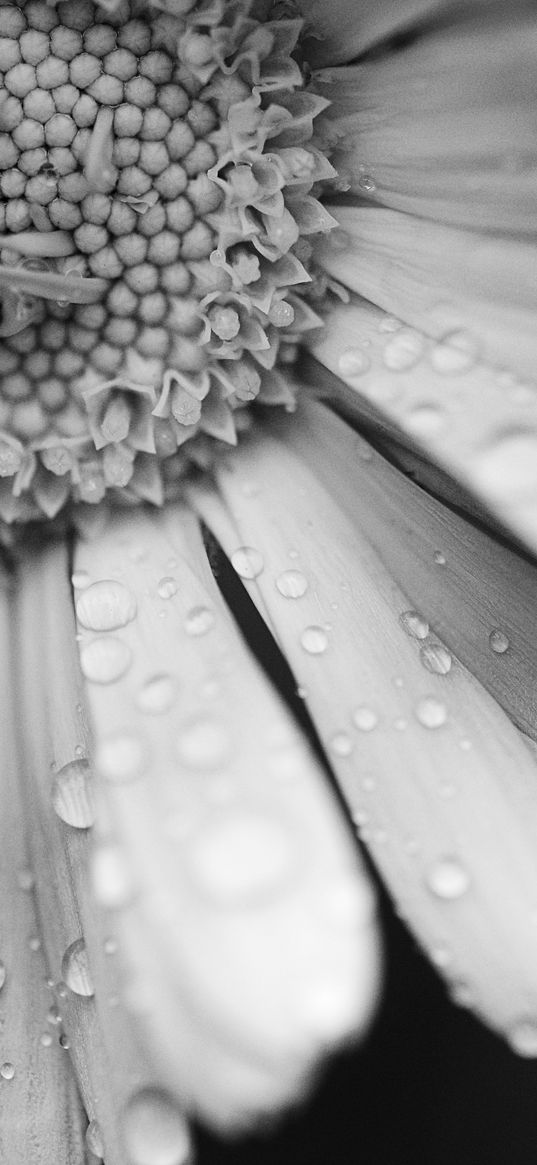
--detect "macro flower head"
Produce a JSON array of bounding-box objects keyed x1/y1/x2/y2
[{"x1": 0, "y1": 0, "x2": 537, "y2": 1162}]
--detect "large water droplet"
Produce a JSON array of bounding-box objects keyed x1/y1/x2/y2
[
  {"x1": 122, "y1": 1088, "x2": 190, "y2": 1165},
  {"x1": 97, "y1": 733, "x2": 147, "y2": 783},
  {"x1": 275, "y1": 569, "x2": 308, "y2": 598},
  {"x1": 61, "y1": 938, "x2": 94, "y2": 998},
  {"x1": 85, "y1": 1120, "x2": 105, "y2": 1158},
  {"x1": 382, "y1": 329, "x2": 425, "y2": 371},
  {"x1": 176, "y1": 718, "x2": 230, "y2": 770},
  {"x1": 400, "y1": 610, "x2": 429, "y2": 640},
  {"x1": 230, "y1": 546, "x2": 264, "y2": 579},
  {"x1": 137, "y1": 674, "x2": 178, "y2": 715},
  {"x1": 76, "y1": 580, "x2": 137, "y2": 631},
  {"x1": 508, "y1": 1019, "x2": 537, "y2": 1058},
  {"x1": 0, "y1": 1062, "x2": 15, "y2": 1081},
  {"x1": 352, "y1": 707, "x2": 378, "y2": 732},
  {"x1": 185, "y1": 809, "x2": 296, "y2": 907},
  {"x1": 300, "y1": 626, "x2": 329, "y2": 654},
  {"x1": 80, "y1": 636, "x2": 132, "y2": 684},
  {"x1": 338, "y1": 349, "x2": 371, "y2": 377},
  {"x1": 52, "y1": 759, "x2": 96, "y2": 829},
  {"x1": 430, "y1": 329, "x2": 478, "y2": 375},
  {"x1": 426, "y1": 858, "x2": 470, "y2": 899},
  {"x1": 184, "y1": 606, "x2": 215, "y2": 636},
  {"x1": 419, "y1": 642, "x2": 452, "y2": 675},
  {"x1": 489, "y1": 628, "x2": 510, "y2": 654},
  {"x1": 157, "y1": 576, "x2": 178, "y2": 599},
  {"x1": 415, "y1": 696, "x2": 447, "y2": 728}
]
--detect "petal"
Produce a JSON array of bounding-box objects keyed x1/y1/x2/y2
[
  {"x1": 314, "y1": 207, "x2": 537, "y2": 382},
  {"x1": 304, "y1": 295, "x2": 537, "y2": 557},
  {"x1": 193, "y1": 423, "x2": 537, "y2": 1047},
  {"x1": 313, "y1": 10, "x2": 537, "y2": 233},
  {"x1": 70, "y1": 505, "x2": 380, "y2": 1132},
  {"x1": 0, "y1": 571, "x2": 87, "y2": 1161}
]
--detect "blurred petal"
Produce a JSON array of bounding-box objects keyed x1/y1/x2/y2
[
  {"x1": 193, "y1": 425, "x2": 537, "y2": 1046},
  {"x1": 306, "y1": 296, "x2": 537, "y2": 554},
  {"x1": 314, "y1": 11, "x2": 537, "y2": 233},
  {"x1": 71, "y1": 505, "x2": 380, "y2": 1133},
  {"x1": 314, "y1": 207, "x2": 537, "y2": 382},
  {"x1": 0, "y1": 570, "x2": 87, "y2": 1161}
]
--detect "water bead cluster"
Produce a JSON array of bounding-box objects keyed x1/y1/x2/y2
[{"x1": 0, "y1": 0, "x2": 337, "y2": 526}]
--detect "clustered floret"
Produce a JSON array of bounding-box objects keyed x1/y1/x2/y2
[{"x1": 0, "y1": 0, "x2": 337, "y2": 527}]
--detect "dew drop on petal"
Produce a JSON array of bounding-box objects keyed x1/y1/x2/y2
[
  {"x1": 85, "y1": 1120, "x2": 105, "y2": 1158},
  {"x1": 338, "y1": 349, "x2": 371, "y2": 377},
  {"x1": 52, "y1": 759, "x2": 96, "y2": 829},
  {"x1": 76, "y1": 580, "x2": 137, "y2": 631},
  {"x1": 0, "y1": 1063, "x2": 15, "y2": 1081},
  {"x1": 176, "y1": 718, "x2": 231, "y2": 770},
  {"x1": 426, "y1": 858, "x2": 470, "y2": 899},
  {"x1": 137, "y1": 674, "x2": 178, "y2": 715},
  {"x1": 275, "y1": 568, "x2": 309, "y2": 598},
  {"x1": 400, "y1": 610, "x2": 429, "y2": 640},
  {"x1": 157, "y1": 577, "x2": 178, "y2": 600},
  {"x1": 300, "y1": 626, "x2": 329, "y2": 654},
  {"x1": 184, "y1": 606, "x2": 215, "y2": 636},
  {"x1": 0, "y1": 962, "x2": 6, "y2": 991},
  {"x1": 231, "y1": 546, "x2": 264, "y2": 579},
  {"x1": 433, "y1": 551, "x2": 446, "y2": 565},
  {"x1": 489, "y1": 628, "x2": 510, "y2": 654},
  {"x1": 406, "y1": 405, "x2": 445, "y2": 436},
  {"x1": 508, "y1": 1020, "x2": 537, "y2": 1058},
  {"x1": 358, "y1": 173, "x2": 376, "y2": 193},
  {"x1": 352, "y1": 707, "x2": 378, "y2": 732},
  {"x1": 97, "y1": 733, "x2": 147, "y2": 783},
  {"x1": 430, "y1": 329, "x2": 478, "y2": 374},
  {"x1": 419, "y1": 642, "x2": 452, "y2": 675},
  {"x1": 71, "y1": 570, "x2": 91, "y2": 590},
  {"x1": 184, "y1": 809, "x2": 296, "y2": 907},
  {"x1": 329, "y1": 732, "x2": 353, "y2": 757},
  {"x1": 382, "y1": 329, "x2": 425, "y2": 371},
  {"x1": 40, "y1": 1032, "x2": 53, "y2": 1048},
  {"x1": 415, "y1": 696, "x2": 447, "y2": 728},
  {"x1": 59, "y1": 1033, "x2": 70, "y2": 1050},
  {"x1": 122, "y1": 1088, "x2": 190, "y2": 1165},
  {"x1": 80, "y1": 636, "x2": 132, "y2": 684},
  {"x1": 61, "y1": 938, "x2": 94, "y2": 998}
]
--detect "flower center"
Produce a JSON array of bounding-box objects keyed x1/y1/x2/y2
[{"x1": 0, "y1": 0, "x2": 336, "y2": 525}]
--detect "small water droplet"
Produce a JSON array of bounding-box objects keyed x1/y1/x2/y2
[
  {"x1": 47, "y1": 1005, "x2": 61, "y2": 1025},
  {"x1": 85, "y1": 1119, "x2": 105, "y2": 1158},
  {"x1": 400, "y1": 610, "x2": 429, "y2": 640},
  {"x1": 433, "y1": 551, "x2": 446, "y2": 565},
  {"x1": 300, "y1": 626, "x2": 329, "y2": 654},
  {"x1": 426, "y1": 858, "x2": 470, "y2": 899},
  {"x1": 508, "y1": 1020, "x2": 537, "y2": 1058},
  {"x1": 61, "y1": 939, "x2": 94, "y2": 998},
  {"x1": 358, "y1": 173, "x2": 376, "y2": 193},
  {"x1": 137, "y1": 674, "x2": 178, "y2": 715},
  {"x1": 0, "y1": 962, "x2": 6, "y2": 991},
  {"x1": 52, "y1": 759, "x2": 96, "y2": 829},
  {"x1": 17, "y1": 867, "x2": 34, "y2": 891},
  {"x1": 71, "y1": 570, "x2": 90, "y2": 589},
  {"x1": 382, "y1": 329, "x2": 425, "y2": 371},
  {"x1": 230, "y1": 546, "x2": 264, "y2": 579},
  {"x1": 406, "y1": 405, "x2": 445, "y2": 436},
  {"x1": 296, "y1": 685, "x2": 308, "y2": 700},
  {"x1": 394, "y1": 717, "x2": 408, "y2": 731},
  {"x1": 450, "y1": 981, "x2": 475, "y2": 1008},
  {"x1": 338, "y1": 349, "x2": 371, "y2": 377},
  {"x1": 329, "y1": 732, "x2": 353, "y2": 757},
  {"x1": 29, "y1": 935, "x2": 41, "y2": 952},
  {"x1": 185, "y1": 809, "x2": 296, "y2": 906},
  {"x1": 76, "y1": 580, "x2": 137, "y2": 631},
  {"x1": 157, "y1": 576, "x2": 178, "y2": 600},
  {"x1": 176, "y1": 718, "x2": 231, "y2": 770},
  {"x1": 103, "y1": 937, "x2": 118, "y2": 956},
  {"x1": 1, "y1": 1062, "x2": 15, "y2": 1080},
  {"x1": 92, "y1": 844, "x2": 134, "y2": 910},
  {"x1": 378, "y1": 316, "x2": 401, "y2": 334},
  {"x1": 123, "y1": 1088, "x2": 190, "y2": 1165},
  {"x1": 362, "y1": 774, "x2": 376, "y2": 792},
  {"x1": 489, "y1": 628, "x2": 510, "y2": 654},
  {"x1": 59, "y1": 1033, "x2": 70, "y2": 1050},
  {"x1": 459, "y1": 737, "x2": 472, "y2": 751},
  {"x1": 419, "y1": 642, "x2": 452, "y2": 675},
  {"x1": 275, "y1": 569, "x2": 308, "y2": 598},
  {"x1": 430, "y1": 329, "x2": 478, "y2": 375},
  {"x1": 40, "y1": 1032, "x2": 53, "y2": 1048},
  {"x1": 184, "y1": 606, "x2": 215, "y2": 636},
  {"x1": 352, "y1": 706, "x2": 378, "y2": 732},
  {"x1": 80, "y1": 636, "x2": 132, "y2": 684},
  {"x1": 430, "y1": 945, "x2": 451, "y2": 968},
  {"x1": 97, "y1": 733, "x2": 147, "y2": 783},
  {"x1": 415, "y1": 696, "x2": 447, "y2": 728}
]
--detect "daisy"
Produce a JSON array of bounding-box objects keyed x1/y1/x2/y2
[{"x1": 0, "y1": 0, "x2": 536, "y2": 1161}]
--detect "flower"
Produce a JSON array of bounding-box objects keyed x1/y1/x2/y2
[{"x1": 1, "y1": 0, "x2": 537, "y2": 1161}]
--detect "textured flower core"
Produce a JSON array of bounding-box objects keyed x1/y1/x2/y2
[{"x1": 0, "y1": 0, "x2": 337, "y2": 525}]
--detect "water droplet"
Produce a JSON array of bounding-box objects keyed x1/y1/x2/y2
[
  {"x1": 459, "y1": 737, "x2": 472, "y2": 751},
  {"x1": 40, "y1": 1032, "x2": 53, "y2": 1048},
  {"x1": 17, "y1": 867, "x2": 34, "y2": 891},
  {"x1": 430, "y1": 329, "x2": 478, "y2": 375},
  {"x1": 415, "y1": 696, "x2": 447, "y2": 728},
  {"x1": 157, "y1": 576, "x2": 178, "y2": 600},
  {"x1": 52, "y1": 759, "x2": 96, "y2": 829},
  {"x1": 137, "y1": 674, "x2": 178, "y2": 715},
  {"x1": 426, "y1": 858, "x2": 470, "y2": 899},
  {"x1": 103, "y1": 937, "x2": 118, "y2": 956},
  {"x1": 47, "y1": 1005, "x2": 61, "y2": 1025},
  {"x1": 71, "y1": 570, "x2": 90, "y2": 589},
  {"x1": 362, "y1": 774, "x2": 376, "y2": 792},
  {"x1": 430, "y1": 945, "x2": 451, "y2": 968},
  {"x1": 92, "y1": 844, "x2": 134, "y2": 910},
  {"x1": 508, "y1": 1020, "x2": 537, "y2": 1058},
  {"x1": 419, "y1": 642, "x2": 452, "y2": 675},
  {"x1": 394, "y1": 716, "x2": 407, "y2": 731},
  {"x1": 329, "y1": 732, "x2": 353, "y2": 757},
  {"x1": 0, "y1": 962, "x2": 6, "y2": 991},
  {"x1": 275, "y1": 569, "x2": 308, "y2": 599},
  {"x1": 85, "y1": 1120, "x2": 105, "y2": 1158},
  {"x1": 338, "y1": 349, "x2": 371, "y2": 377},
  {"x1": 489, "y1": 628, "x2": 510, "y2": 654},
  {"x1": 400, "y1": 610, "x2": 429, "y2": 640},
  {"x1": 184, "y1": 606, "x2": 215, "y2": 636},
  {"x1": 123, "y1": 1088, "x2": 190, "y2": 1165},
  {"x1": 97, "y1": 733, "x2": 147, "y2": 783},
  {"x1": 59, "y1": 1033, "x2": 70, "y2": 1050},
  {"x1": 378, "y1": 316, "x2": 401, "y2": 334},
  {"x1": 300, "y1": 626, "x2": 329, "y2": 654},
  {"x1": 406, "y1": 405, "x2": 445, "y2": 436},
  {"x1": 230, "y1": 546, "x2": 264, "y2": 579},
  {"x1": 352, "y1": 707, "x2": 378, "y2": 732},
  {"x1": 80, "y1": 636, "x2": 132, "y2": 685},
  {"x1": 358, "y1": 173, "x2": 376, "y2": 193},
  {"x1": 296, "y1": 685, "x2": 308, "y2": 700},
  {"x1": 185, "y1": 809, "x2": 296, "y2": 907},
  {"x1": 1, "y1": 1062, "x2": 15, "y2": 1080},
  {"x1": 61, "y1": 938, "x2": 94, "y2": 998},
  {"x1": 76, "y1": 580, "x2": 137, "y2": 632},
  {"x1": 176, "y1": 718, "x2": 230, "y2": 770},
  {"x1": 29, "y1": 935, "x2": 41, "y2": 952},
  {"x1": 450, "y1": 981, "x2": 474, "y2": 1008},
  {"x1": 382, "y1": 329, "x2": 425, "y2": 371},
  {"x1": 299, "y1": 977, "x2": 359, "y2": 1038},
  {"x1": 433, "y1": 551, "x2": 446, "y2": 566}
]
